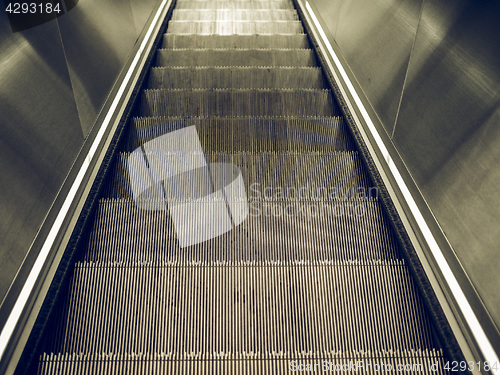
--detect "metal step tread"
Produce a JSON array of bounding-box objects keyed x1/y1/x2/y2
[
  {"x1": 167, "y1": 20, "x2": 303, "y2": 35},
  {"x1": 175, "y1": 0, "x2": 294, "y2": 2},
  {"x1": 126, "y1": 116, "x2": 353, "y2": 152},
  {"x1": 139, "y1": 89, "x2": 338, "y2": 117},
  {"x1": 176, "y1": 0, "x2": 294, "y2": 2},
  {"x1": 45, "y1": 260, "x2": 434, "y2": 356},
  {"x1": 175, "y1": 0, "x2": 294, "y2": 3},
  {"x1": 169, "y1": 20, "x2": 302, "y2": 23},
  {"x1": 171, "y1": 9, "x2": 299, "y2": 21},
  {"x1": 162, "y1": 34, "x2": 310, "y2": 49},
  {"x1": 175, "y1": 2, "x2": 294, "y2": 10},
  {"x1": 155, "y1": 48, "x2": 317, "y2": 67},
  {"x1": 84, "y1": 198, "x2": 399, "y2": 263},
  {"x1": 147, "y1": 67, "x2": 326, "y2": 89},
  {"x1": 105, "y1": 150, "x2": 376, "y2": 198},
  {"x1": 38, "y1": 349, "x2": 448, "y2": 375}
]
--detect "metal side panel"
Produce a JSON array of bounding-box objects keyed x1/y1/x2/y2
[
  {"x1": 0, "y1": 11, "x2": 82, "y2": 306},
  {"x1": 56, "y1": 0, "x2": 138, "y2": 136},
  {"x1": 334, "y1": 0, "x2": 423, "y2": 135},
  {"x1": 393, "y1": 0, "x2": 500, "y2": 342}
]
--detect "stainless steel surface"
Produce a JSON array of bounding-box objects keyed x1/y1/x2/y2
[
  {"x1": 0, "y1": 14, "x2": 82, "y2": 302},
  {"x1": 162, "y1": 34, "x2": 311, "y2": 49},
  {"x1": 155, "y1": 48, "x2": 317, "y2": 66},
  {"x1": 305, "y1": 0, "x2": 341, "y2": 40},
  {"x1": 171, "y1": 9, "x2": 299, "y2": 21},
  {"x1": 393, "y1": 0, "x2": 500, "y2": 327},
  {"x1": 335, "y1": 0, "x2": 423, "y2": 134},
  {"x1": 130, "y1": 0, "x2": 159, "y2": 37},
  {"x1": 147, "y1": 67, "x2": 328, "y2": 89},
  {"x1": 57, "y1": 0, "x2": 137, "y2": 135}
]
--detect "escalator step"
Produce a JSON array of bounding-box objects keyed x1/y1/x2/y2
[
  {"x1": 46, "y1": 261, "x2": 433, "y2": 354},
  {"x1": 167, "y1": 20, "x2": 303, "y2": 34},
  {"x1": 39, "y1": 349, "x2": 445, "y2": 375},
  {"x1": 175, "y1": 0, "x2": 292, "y2": 2},
  {"x1": 171, "y1": 9, "x2": 299, "y2": 21},
  {"x1": 175, "y1": 0, "x2": 293, "y2": 2},
  {"x1": 125, "y1": 116, "x2": 354, "y2": 152},
  {"x1": 139, "y1": 89, "x2": 337, "y2": 117},
  {"x1": 104, "y1": 151, "x2": 376, "y2": 199},
  {"x1": 38, "y1": 349, "x2": 447, "y2": 375},
  {"x1": 147, "y1": 67, "x2": 327, "y2": 89},
  {"x1": 175, "y1": 1, "x2": 293, "y2": 10},
  {"x1": 155, "y1": 48, "x2": 317, "y2": 67},
  {"x1": 162, "y1": 34, "x2": 310, "y2": 49},
  {"x1": 84, "y1": 198, "x2": 399, "y2": 263}
]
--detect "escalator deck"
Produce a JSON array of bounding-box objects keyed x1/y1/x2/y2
[{"x1": 36, "y1": 0, "x2": 450, "y2": 373}]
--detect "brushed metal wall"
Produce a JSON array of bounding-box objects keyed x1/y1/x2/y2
[
  {"x1": 394, "y1": 0, "x2": 500, "y2": 326},
  {"x1": 308, "y1": 0, "x2": 500, "y2": 336},
  {"x1": 57, "y1": 0, "x2": 138, "y2": 135},
  {"x1": 335, "y1": 0, "x2": 422, "y2": 134},
  {"x1": 0, "y1": 14, "x2": 82, "y2": 303},
  {"x1": 0, "y1": 0, "x2": 160, "y2": 303}
]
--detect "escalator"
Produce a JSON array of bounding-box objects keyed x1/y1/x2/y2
[{"x1": 30, "y1": 0, "x2": 452, "y2": 373}]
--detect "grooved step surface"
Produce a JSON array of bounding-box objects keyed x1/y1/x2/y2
[
  {"x1": 155, "y1": 48, "x2": 316, "y2": 67},
  {"x1": 140, "y1": 90, "x2": 337, "y2": 117},
  {"x1": 105, "y1": 151, "x2": 376, "y2": 199},
  {"x1": 167, "y1": 20, "x2": 303, "y2": 34},
  {"x1": 171, "y1": 9, "x2": 299, "y2": 21},
  {"x1": 175, "y1": 1, "x2": 293, "y2": 10},
  {"x1": 175, "y1": 0, "x2": 292, "y2": 2},
  {"x1": 84, "y1": 199, "x2": 399, "y2": 263},
  {"x1": 48, "y1": 261, "x2": 432, "y2": 354},
  {"x1": 126, "y1": 116, "x2": 354, "y2": 152},
  {"x1": 162, "y1": 34, "x2": 310, "y2": 49},
  {"x1": 147, "y1": 67, "x2": 327, "y2": 89},
  {"x1": 39, "y1": 350, "x2": 448, "y2": 375}
]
